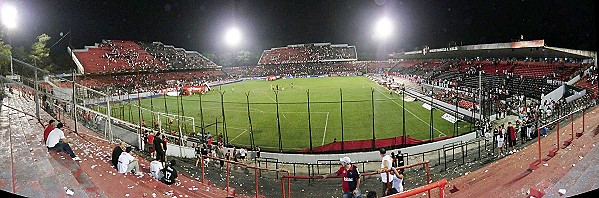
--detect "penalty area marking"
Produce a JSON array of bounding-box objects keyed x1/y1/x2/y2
[{"x1": 229, "y1": 128, "x2": 249, "y2": 142}]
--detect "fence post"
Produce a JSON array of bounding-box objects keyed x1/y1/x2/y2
[
  {"x1": 201, "y1": 155, "x2": 205, "y2": 183},
  {"x1": 444, "y1": 149, "x2": 447, "y2": 171},
  {"x1": 137, "y1": 91, "x2": 144, "y2": 149},
  {"x1": 307, "y1": 90, "x2": 313, "y2": 152},
  {"x1": 199, "y1": 93, "x2": 205, "y2": 141},
  {"x1": 150, "y1": 91, "x2": 155, "y2": 129},
  {"x1": 246, "y1": 92, "x2": 255, "y2": 149},
  {"x1": 275, "y1": 91, "x2": 282, "y2": 152},
  {"x1": 163, "y1": 92, "x2": 170, "y2": 132},
  {"x1": 402, "y1": 85, "x2": 406, "y2": 147},
  {"x1": 340, "y1": 88, "x2": 344, "y2": 152},
  {"x1": 478, "y1": 139, "x2": 481, "y2": 159},
  {"x1": 34, "y1": 70, "x2": 40, "y2": 119},
  {"x1": 220, "y1": 91, "x2": 229, "y2": 145},
  {"x1": 371, "y1": 88, "x2": 376, "y2": 149},
  {"x1": 72, "y1": 70, "x2": 78, "y2": 133},
  {"x1": 461, "y1": 142, "x2": 468, "y2": 164},
  {"x1": 226, "y1": 161, "x2": 230, "y2": 191}
]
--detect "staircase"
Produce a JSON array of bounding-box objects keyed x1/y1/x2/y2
[{"x1": 544, "y1": 140, "x2": 599, "y2": 197}]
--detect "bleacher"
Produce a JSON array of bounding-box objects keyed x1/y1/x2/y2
[
  {"x1": 0, "y1": 89, "x2": 237, "y2": 197},
  {"x1": 73, "y1": 40, "x2": 219, "y2": 75},
  {"x1": 74, "y1": 40, "x2": 166, "y2": 74},
  {"x1": 575, "y1": 76, "x2": 598, "y2": 97},
  {"x1": 390, "y1": 59, "x2": 592, "y2": 99},
  {"x1": 258, "y1": 43, "x2": 357, "y2": 65},
  {"x1": 138, "y1": 42, "x2": 218, "y2": 70},
  {"x1": 78, "y1": 70, "x2": 225, "y2": 88}
]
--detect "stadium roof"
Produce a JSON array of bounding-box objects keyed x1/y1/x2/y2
[{"x1": 390, "y1": 40, "x2": 597, "y2": 60}]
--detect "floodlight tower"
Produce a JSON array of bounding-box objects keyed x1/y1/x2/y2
[
  {"x1": 374, "y1": 17, "x2": 393, "y2": 40},
  {"x1": 373, "y1": 16, "x2": 394, "y2": 70},
  {"x1": 224, "y1": 27, "x2": 242, "y2": 48},
  {"x1": 1, "y1": 4, "x2": 18, "y2": 75}
]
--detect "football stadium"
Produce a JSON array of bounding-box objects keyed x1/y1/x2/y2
[{"x1": 0, "y1": 1, "x2": 597, "y2": 198}]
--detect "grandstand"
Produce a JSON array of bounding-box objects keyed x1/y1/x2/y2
[
  {"x1": 69, "y1": 40, "x2": 224, "y2": 89},
  {"x1": 258, "y1": 43, "x2": 358, "y2": 65}
]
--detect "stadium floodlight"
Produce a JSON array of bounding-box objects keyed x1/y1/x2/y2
[
  {"x1": 374, "y1": 17, "x2": 393, "y2": 40},
  {"x1": 1, "y1": 4, "x2": 18, "y2": 29},
  {"x1": 224, "y1": 27, "x2": 242, "y2": 47}
]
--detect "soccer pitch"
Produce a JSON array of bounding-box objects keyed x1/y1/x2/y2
[{"x1": 115, "y1": 76, "x2": 473, "y2": 151}]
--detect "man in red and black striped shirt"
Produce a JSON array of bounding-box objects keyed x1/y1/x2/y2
[{"x1": 323, "y1": 156, "x2": 362, "y2": 198}]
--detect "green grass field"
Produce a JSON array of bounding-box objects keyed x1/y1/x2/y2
[{"x1": 108, "y1": 76, "x2": 472, "y2": 151}]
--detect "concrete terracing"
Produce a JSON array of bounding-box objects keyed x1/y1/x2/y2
[{"x1": 0, "y1": 92, "x2": 241, "y2": 197}]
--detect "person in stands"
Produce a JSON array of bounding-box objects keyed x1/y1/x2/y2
[
  {"x1": 160, "y1": 160, "x2": 178, "y2": 185},
  {"x1": 386, "y1": 167, "x2": 404, "y2": 195},
  {"x1": 150, "y1": 160, "x2": 164, "y2": 180},
  {"x1": 147, "y1": 131, "x2": 156, "y2": 159},
  {"x1": 377, "y1": 148, "x2": 393, "y2": 195},
  {"x1": 154, "y1": 133, "x2": 166, "y2": 165},
  {"x1": 118, "y1": 146, "x2": 143, "y2": 176},
  {"x1": 396, "y1": 151, "x2": 404, "y2": 167},
  {"x1": 111, "y1": 141, "x2": 127, "y2": 170},
  {"x1": 43, "y1": 120, "x2": 56, "y2": 144},
  {"x1": 194, "y1": 143, "x2": 203, "y2": 167},
  {"x1": 508, "y1": 122, "x2": 517, "y2": 153},
  {"x1": 322, "y1": 157, "x2": 362, "y2": 198},
  {"x1": 496, "y1": 133, "x2": 505, "y2": 157},
  {"x1": 46, "y1": 123, "x2": 81, "y2": 161},
  {"x1": 239, "y1": 147, "x2": 247, "y2": 161}
]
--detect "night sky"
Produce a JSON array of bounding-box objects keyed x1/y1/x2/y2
[{"x1": 5, "y1": 0, "x2": 596, "y2": 61}]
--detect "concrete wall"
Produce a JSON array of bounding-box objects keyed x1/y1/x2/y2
[
  {"x1": 260, "y1": 132, "x2": 476, "y2": 164},
  {"x1": 541, "y1": 85, "x2": 565, "y2": 111}
]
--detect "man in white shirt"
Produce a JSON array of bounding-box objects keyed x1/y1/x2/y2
[
  {"x1": 46, "y1": 123, "x2": 81, "y2": 161},
  {"x1": 150, "y1": 160, "x2": 164, "y2": 180},
  {"x1": 377, "y1": 148, "x2": 393, "y2": 195},
  {"x1": 118, "y1": 147, "x2": 142, "y2": 176},
  {"x1": 239, "y1": 147, "x2": 247, "y2": 161}
]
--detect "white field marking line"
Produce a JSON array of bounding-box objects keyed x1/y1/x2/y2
[
  {"x1": 201, "y1": 106, "x2": 266, "y2": 113},
  {"x1": 373, "y1": 86, "x2": 447, "y2": 136},
  {"x1": 255, "y1": 90, "x2": 287, "y2": 118},
  {"x1": 321, "y1": 112, "x2": 330, "y2": 146},
  {"x1": 229, "y1": 129, "x2": 249, "y2": 142},
  {"x1": 199, "y1": 106, "x2": 328, "y2": 114}
]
